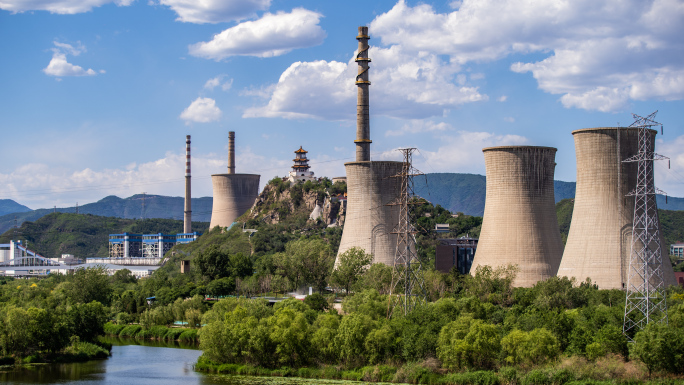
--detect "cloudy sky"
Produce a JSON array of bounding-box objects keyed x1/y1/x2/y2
[{"x1": 1, "y1": 0, "x2": 684, "y2": 210}]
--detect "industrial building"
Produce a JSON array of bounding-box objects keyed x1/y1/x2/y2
[
  {"x1": 142, "y1": 234, "x2": 177, "y2": 259},
  {"x1": 558, "y1": 127, "x2": 676, "y2": 289},
  {"x1": 336, "y1": 26, "x2": 404, "y2": 267},
  {"x1": 210, "y1": 131, "x2": 260, "y2": 229},
  {"x1": 470, "y1": 146, "x2": 564, "y2": 287},
  {"x1": 435, "y1": 236, "x2": 478, "y2": 274},
  {"x1": 107, "y1": 232, "x2": 198, "y2": 262},
  {"x1": 109, "y1": 233, "x2": 143, "y2": 259},
  {"x1": 288, "y1": 146, "x2": 316, "y2": 183}
]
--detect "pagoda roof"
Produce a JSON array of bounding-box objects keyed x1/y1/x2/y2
[{"x1": 294, "y1": 146, "x2": 308, "y2": 154}]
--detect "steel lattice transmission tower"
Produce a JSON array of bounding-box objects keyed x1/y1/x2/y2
[
  {"x1": 388, "y1": 148, "x2": 427, "y2": 317},
  {"x1": 623, "y1": 110, "x2": 670, "y2": 340}
]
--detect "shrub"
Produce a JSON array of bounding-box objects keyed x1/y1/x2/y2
[
  {"x1": 104, "y1": 322, "x2": 125, "y2": 335},
  {"x1": 119, "y1": 325, "x2": 141, "y2": 337},
  {"x1": 501, "y1": 328, "x2": 559, "y2": 366},
  {"x1": 179, "y1": 329, "x2": 198, "y2": 342},
  {"x1": 443, "y1": 371, "x2": 500, "y2": 385},
  {"x1": 164, "y1": 328, "x2": 184, "y2": 340},
  {"x1": 521, "y1": 369, "x2": 551, "y2": 385}
]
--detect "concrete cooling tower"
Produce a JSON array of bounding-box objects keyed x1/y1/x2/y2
[
  {"x1": 209, "y1": 131, "x2": 260, "y2": 229},
  {"x1": 335, "y1": 26, "x2": 403, "y2": 267},
  {"x1": 557, "y1": 127, "x2": 676, "y2": 289},
  {"x1": 470, "y1": 146, "x2": 564, "y2": 287}
]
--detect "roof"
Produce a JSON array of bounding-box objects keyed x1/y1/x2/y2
[{"x1": 294, "y1": 146, "x2": 308, "y2": 154}]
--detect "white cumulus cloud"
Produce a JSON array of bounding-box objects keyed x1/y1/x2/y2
[
  {"x1": 369, "y1": 0, "x2": 684, "y2": 112},
  {"x1": 0, "y1": 0, "x2": 133, "y2": 14},
  {"x1": 244, "y1": 45, "x2": 486, "y2": 120},
  {"x1": 42, "y1": 41, "x2": 100, "y2": 77},
  {"x1": 189, "y1": 8, "x2": 326, "y2": 60},
  {"x1": 386, "y1": 120, "x2": 452, "y2": 137},
  {"x1": 159, "y1": 0, "x2": 270, "y2": 24},
  {"x1": 204, "y1": 75, "x2": 233, "y2": 91},
  {"x1": 180, "y1": 97, "x2": 222, "y2": 124}
]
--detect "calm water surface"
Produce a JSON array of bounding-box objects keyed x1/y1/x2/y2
[{"x1": 0, "y1": 338, "x2": 375, "y2": 385}]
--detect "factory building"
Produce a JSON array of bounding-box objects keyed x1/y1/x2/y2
[
  {"x1": 435, "y1": 237, "x2": 478, "y2": 274},
  {"x1": 288, "y1": 146, "x2": 316, "y2": 183},
  {"x1": 142, "y1": 234, "x2": 177, "y2": 259},
  {"x1": 671, "y1": 242, "x2": 684, "y2": 258},
  {"x1": 471, "y1": 146, "x2": 564, "y2": 287},
  {"x1": 210, "y1": 131, "x2": 261, "y2": 229},
  {"x1": 557, "y1": 127, "x2": 676, "y2": 289},
  {"x1": 109, "y1": 233, "x2": 143, "y2": 259},
  {"x1": 109, "y1": 232, "x2": 199, "y2": 259},
  {"x1": 335, "y1": 26, "x2": 403, "y2": 267}
]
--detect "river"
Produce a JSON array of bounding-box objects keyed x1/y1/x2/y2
[{"x1": 0, "y1": 337, "x2": 371, "y2": 385}]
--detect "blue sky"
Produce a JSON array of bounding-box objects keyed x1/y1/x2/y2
[{"x1": 1, "y1": 0, "x2": 684, "y2": 209}]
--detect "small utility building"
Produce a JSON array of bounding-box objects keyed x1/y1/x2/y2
[{"x1": 435, "y1": 236, "x2": 478, "y2": 274}]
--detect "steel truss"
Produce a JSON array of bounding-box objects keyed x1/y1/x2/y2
[
  {"x1": 387, "y1": 148, "x2": 427, "y2": 317},
  {"x1": 623, "y1": 110, "x2": 670, "y2": 340}
]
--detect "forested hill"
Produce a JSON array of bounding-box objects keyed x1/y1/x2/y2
[
  {"x1": 416, "y1": 173, "x2": 683, "y2": 216},
  {"x1": 0, "y1": 213, "x2": 209, "y2": 259},
  {"x1": 0, "y1": 195, "x2": 213, "y2": 235}
]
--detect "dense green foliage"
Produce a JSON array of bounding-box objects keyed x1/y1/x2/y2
[
  {"x1": 0, "y1": 267, "x2": 113, "y2": 362},
  {"x1": 195, "y1": 268, "x2": 684, "y2": 383},
  {"x1": 0, "y1": 213, "x2": 209, "y2": 259}
]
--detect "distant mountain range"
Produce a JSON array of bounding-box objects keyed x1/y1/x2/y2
[
  {"x1": 0, "y1": 195, "x2": 213, "y2": 235},
  {"x1": 416, "y1": 173, "x2": 683, "y2": 216},
  {"x1": 1, "y1": 173, "x2": 681, "y2": 234},
  {"x1": 0, "y1": 199, "x2": 31, "y2": 217}
]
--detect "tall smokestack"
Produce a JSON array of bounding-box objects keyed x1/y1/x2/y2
[
  {"x1": 228, "y1": 131, "x2": 236, "y2": 174},
  {"x1": 183, "y1": 135, "x2": 192, "y2": 233},
  {"x1": 355, "y1": 26, "x2": 371, "y2": 162}
]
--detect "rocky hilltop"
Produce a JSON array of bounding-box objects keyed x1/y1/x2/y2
[{"x1": 247, "y1": 177, "x2": 347, "y2": 226}]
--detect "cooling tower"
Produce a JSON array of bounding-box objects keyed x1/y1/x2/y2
[
  {"x1": 337, "y1": 161, "x2": 403, "y2": 265},
  {"x1": 335, "y1": 26, "x2": 403, "y2": 266},
  {"x1": 557, "y1": 127, "x2": 676, "y2": 289},
  {"x1": 209, "y1": 131, "x2": 260, "y2": 229},
  {"x1": 470, "y1": 146, "x2": 564, "y2": 287}
]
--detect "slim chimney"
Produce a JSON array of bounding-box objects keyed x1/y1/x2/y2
[
  {"x1": 184, "y1": 135, "x2": 192, "y2": 233},
  {"x1": 228, "y1": 131, "x2": 236, "y2": 174},
  {"x1": 355, "y1": 26, "x2": 372, "y2": 162}
]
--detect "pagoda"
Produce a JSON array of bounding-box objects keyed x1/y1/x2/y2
[{"x1": 288, "y1": 146, "x2": 316, "y2": 182}]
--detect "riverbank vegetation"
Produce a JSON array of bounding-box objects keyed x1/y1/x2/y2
[
  {"x1": 194, "y1": 266, "x2": 684, "y2": 384},
  {"x1": 0, "y1": 269, "x2": 111, "y2": 364}
]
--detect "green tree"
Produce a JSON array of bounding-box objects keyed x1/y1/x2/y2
[
  {"x1": 268, "y1": 307, "x2": 311, "y2": 366},
  {"x1": 630, "y1": 323, "x2": 684, "y2": 376},
  {"x1": 331, "y1": 247, "x2": 372, "y2": 294},
  {"x1": 501, "y1": 328, "x2": 560, "y2": 366},
  {"x1": 335, "y1": 313, "x2": 374, "y2": 367},
  {"x1": 437, "y1": 316, "x2": 501, "y2": 370},
  {"x1": 63, "y1": 266, "x2": 112, "y2": 305},
  {"x1": 194, "y1": 245, "x2": 231, "y2": 280},
  {"x1": 354, "y1": 263, "x2": 393, "y2": 294}
]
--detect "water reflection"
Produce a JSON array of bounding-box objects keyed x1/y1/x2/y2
[{"x1": 1, "y1": 339, "x2": 390, "y2": 385}]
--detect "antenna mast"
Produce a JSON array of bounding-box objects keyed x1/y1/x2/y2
[{"x1": 623, "y1": 110, "x2": 670, "y2": 339}]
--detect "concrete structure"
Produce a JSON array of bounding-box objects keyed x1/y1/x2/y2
[
  {"x1": 558, "y1": 127, "x2": 676, "y2": 289},
  {"x1": 435, "y1": 237, "x2": 478, "y2": 274},
  {"x1": 332, "y1": 176, "x2": 347, "y2": 184},
  {"x1": 210, "y1": 131, "x2": 260, "y2": 229},
  {"x1": 336, "y1": 27, "x2": 403, "y2": 267},
  {"x1": 471, "y1": 146, "x2": 564, "y2": 287},
  {"x1": 142, "y1": 233, "x2": 176, "y2": 259},
  {"x1": 176, "y1": 232, "x2": 200, "y2": 244},
  {"x1": 109, "y1": 233, "x2": 143, "y2": 258},
  {"x1": 671, "y1": 243, "x2": 684, "y2": 258},
  {"x1": 288, "y1": 146, "x2": 316, "y2": 183},
  {"x1": 184, "y1": 135, "x2": 192, "y2": 233}
]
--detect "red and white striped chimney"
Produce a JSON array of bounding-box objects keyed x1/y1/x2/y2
[{"x1": 184, "y1": 135, "x2": 192, "y2": 233}]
